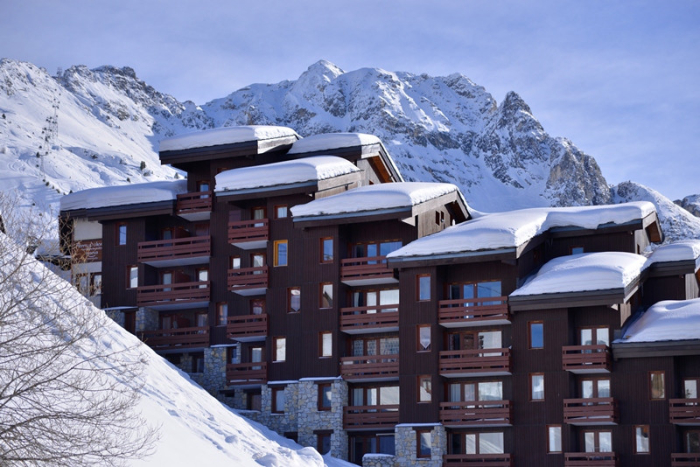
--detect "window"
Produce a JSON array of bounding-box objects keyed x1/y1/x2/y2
[
  {"x1": 583, "y1": 430, "x2": 612, "y2": 453},
  {"x1": 320, "y1": 332, "x2": 332, "y2": 357},
  {"x1": 448, "y1": 280, "x2": 502, "y2": 306},
  {"x1": 272, "y1": 387, "x2": 286, "y2": 413},
  {"x1": 548, "y1": 426, "x2": 562, "y2": 453},
  {"x1": 75, "y1": 273, "x2": 89, "y2": 295},
  {"x1": 351, "y1": 386, "x2": 399, "y2": 408},
  {"x1": 464, "y1": 432, "x2": 504, "y2": 455},
  {"x1": 447, "y1": 381, "x2": 503, "y2": 404},
  {"x1": 117, "y1": 223, "x2": 127, "y2": 245},
  {"x1": 231, "y1": 256, "x2": 241, "y2": 269},
  {"x1": 246, "y1": 391, "x2": 261, "y2": 411},
  {"x1": 217, "y1": 302, "x2": 228, "y2": 326},
  {"x1": 227, "y1": 345, "x2": 238, "y2": 364},
  {"x1": 350, "y1": 240, "x2": 403, "y2": 259},
  {"x1": 317, "y1": 432, "x2": 332, "y2": 455},
  {"x1": 196, "y1": 312, "x2": 208, "y2": 327},
  {"x1": 320, "y1": 283, "x2": 333, "y2": 309},
  {"x1": 418, "y1": 375, "x2": 432, "y2": 402},
  {"x1": 635, "y1": 425, "x2": 650, "y2": 454},
  {"x1": 128, "y1": 265, "x2": 138, "y2": 289},
  {"x1": 447, "y1": 329, "x2": 502, "y2": 352},
  {"x1": 251, "y1": 207, "x2": 266, "y2": 225},
  {"x1": 321, "y1": 237, "x2": 333, "y2": 263},
  {"x1": 531, "y1": 373, "x2": 544, "y2": 400},
  {"x1": 351, "y1": 289, "x2": 399, "y2": 312},
  {"x1": 91, "y1": 273, "x2": 102, "y2": 295},
  {"x1": 318, "y1": 383, "x2": 332, "y2": 411},
  {"x1": 274, "y1": 337, "x2": 286, "y2": 362},
  {"x1": 581, "y1": 377, "x2": 610, "y2": 399},
  {"x1": 686, "y1": 431, "x2": 700, "y2": 453},
  {"x1": 192, "y1": 352, "x2": 204, "y2": 373},
  {"x1": 417, "y1": 274, "x2": 431, "y2": 301},
  {"x1": 197, "y1": 268, "x2": 208, "y2": 288},
  {"x1": 685, "y1": 379, "x2": 699, "y2": 399},
  {"x1": 580, "y1": 327, "x2": 610, "y2": 346},
  {"x1": 571, "y1": 246, "x2": 584, "y2": 255},
  {"x1": 650, "y1": 371, "x2": 665, "y2": 400},
  {"x1": 274, "y1": 205, "x2": 287, "y2": 219},
  {"x1": 529, "y1": 321, "x2": 544, "y2": 349},
  {"x1": 250, "y1": 299, "x2": 265, "y2": 315},
  {"x1": 417, "y1": 430, "x2": 431, "y2": 458},
  {"x1": 417, "y1": 325, "x2": 431, "y2": 352},
  {"x1": 251, "y1": 253, "x2": 265, "y2": 270},
  {"x1": 351, "y1": 336, "x2": 399, "y2": 357},
  {"x1": 288, "y1": 287, "x2": 301, "y2": 313},
  {"x1": 274, "y1": 240, "x2": 288, "y2": 266}
]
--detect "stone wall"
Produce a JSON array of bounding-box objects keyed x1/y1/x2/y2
[
  {"x1": 201, "y1": 347, "x2": 227, "y2": 395},
  {"x1": 105, "y1": 308, "x2": 125, "y2": 328},
  {"x1": 392, "y1": 424, "x2": 446, "y2": 467},
  {"x1": 135, "y1": 307, "x2": 158, "y2": 332}
]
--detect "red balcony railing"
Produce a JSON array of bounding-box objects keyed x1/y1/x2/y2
[
  {"x1": 137, "y1": 236, "x2": 210, "y2": 265},
  {"x1": 562, "y1": 345, "x2": 611, "y2": 373},
  {"x1": 439, "y1": 349, "x2": 511, "y2": 377},
  {"x1": 226, "y1": 314, "x2": 268, "y2": 341},
  {"x1": 672, "y1": 453, "x2": 700, "y2": 466},
  {"x1": 136, "y1": 281, "x2": 210, "y2": 308},
  {"x1": 228, "y1": 219, "x2": 269, "y2": 248},
  {"x1": 340, "y1": 355, "x2": 399, "y2": 381},
  {"x1": 226, "y1": 362, "x2": 267, "y2": 386},
  {"x1": 343, "y1": 405, "x2": 399, "y2": 430},
  {"x1": 564, "y1": 452, "x2": 618, "y2": 467},
  {"x1": 563, "y1": 398, "x2": 619, "y2": 425},
  {"x1": 340, "y1": 304, "x2": 399, "y2": 334},
  {"x1": 669, "y1": 399, "x2": 700, "y2": 425},
  {"x1": 443, "y1": 454, "x2": 512, "y2": 466},
  {"x1": 228, "y1": 266, "x2": 268, "y2": 294},
  {"x1": 440, "y1": 400, "x2": 512, "y2": 427},
  {"x1": 438, "y1": 297, "x2": 510, "y2": 328},
  {"x1": 176, "y1": 191, "x2": 212, "y2": 216},
  {"x1": 139, "y1": 326, "x2": 209, "y2": 350},
  {"x1": 340, "y1": 256, "x2": 397, "y2": 285}
]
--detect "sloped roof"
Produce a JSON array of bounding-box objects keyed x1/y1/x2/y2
[
  {"x1": 287, "y1": 133, "x2": 381, "y2": 155},
  {"x1": 60, "y1": 180, "x2": 187, "y2": 212},
  {"x1": 159, "y1": 125, "x2": 299, "y2": 152}
]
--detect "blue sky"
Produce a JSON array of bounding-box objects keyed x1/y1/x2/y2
[{"x1": 1, "y1": 0, "x2": 698, "y2": 200}]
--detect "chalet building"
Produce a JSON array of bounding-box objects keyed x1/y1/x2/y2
[{"x1": 59, "y1": 125, "x2": 700, "y2": 467}]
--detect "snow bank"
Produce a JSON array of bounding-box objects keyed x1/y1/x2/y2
[
  {"x1": 215, "y1": 156, "x2": 359, "y2": 193},
  {"x1": 291, "y1": 182, "x2": 457, "y2": 218},
  {"x1": 616, "y1": 298, "x2": 700, "y2": 343},
  {"x1": 389, "y1": 202, "x2": 656, "y2": 258},
  {"x1": 287, "y1": 132, "x2": 381, "y2": 155},
  {"x1": 61, "y1": 180, "x2": 187, "y2": 211},
  {"x1": 159, "y1": 125, "x2": 299, "y2": 152}
]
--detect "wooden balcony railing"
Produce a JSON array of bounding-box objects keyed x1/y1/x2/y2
[
  {"x1": 443, "y1": 454, "x2": 512, "y2": 466},
  {"x1": 343, "y1": 405, "x2": 399, "y2": 430},
  {"x1": 340, "y1": 355, "x2": 399, "y2": 381},
  {"x1": 564, "y1": 452, "x2": 618, "y2": 467},
  {"x1": 340, "y1": 256, "x2": 397, "y2": 285},
  {"x1": 226, "y1": 314, "x2": 268, "y2": 341},
  {"x1": 228, "y1": 266, "x2": 268, "y2": 292},
  {"x1": 226, "y1": 362, "x2": 267, "y2": 386},
  {"x1": 672, "y1": 453, "x2": 700, "y2": 466},
  {"x1": 228, "y1": 219, "x2": 269, "y2": 248},
  {"x1": 669, "y1": 398, "x2": 700, "y2": 425},
  {"x1": 440, "y1": 400, "x2": 512, "y2": 427},
  {"x1": 137, "y1": 236, "x2": 211, "y2": 265},
  {"x1": 438, "y1": 297, "x2": 510, "y2": 327},
  {"x1": 562, "y1": 345, "x2": 611, "y2": 373},
  {"x1": 439, "y1": 349, "x2": 511, "y2": 377},
  {"x1": 340, "y1": 304, "x2": 399, "y2": 334},
  {"x1": 139, "y1": 326, "x2": 210, "y2": 350},
  {"x1": 563, "y1": 398, "x2": 619, "y2": 425},
  {"x1": 136, "y1": 281, "x2": 210, "y2": 308},
  {"x1": 176, "y1": 191, "x2": 212, "y2": 215}
]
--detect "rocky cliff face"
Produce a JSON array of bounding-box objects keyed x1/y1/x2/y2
[{"x1": 675, "y1": 195, "x2": 700, "y2": 218}]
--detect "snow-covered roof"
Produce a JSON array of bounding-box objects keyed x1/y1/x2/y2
[
  {"x1": 648, "y1": 239, "x2": 700, "y2": 270},
  {"x1": 60, "y1": 180, "x2": 187, "y2": 211},
  {"x1": 215, "y1": 156, "x2": 359, "y2": 194},
  {"x1": 510, "y1": 252, "x2": 648, "y2": 297},
  {"x1": 291, "y1": 182, "x2": 458, "y2": 219},
  {"x1": 388, "y1": 202, "x2": 656, "y2": 260},
  {"x1": 159, "y1": 125, "x2": 299, "y2": 152},
  {"x1": 616, "y1": 298, "x2": 700, "y2": 343},
  {"x1": 287, "y1": 132, "x2": 381, "y2": 155}
]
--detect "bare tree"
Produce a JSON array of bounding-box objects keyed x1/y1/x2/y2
[{"x1": 0, "y1": 196, "x2": 158, "y2": 466}]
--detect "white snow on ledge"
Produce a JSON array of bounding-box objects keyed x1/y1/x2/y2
[
  {"x1": 287, "y1": 133, "x2": 381, "y2": 155},
  {"x1": 388, "y1": 202, "x2": 656, "y2": 259},
  {"x1": 159, "y1": 125, "x2": 299, "y2": 152},
  {"x1": 648, "y1": 239, "x2": 700, "y2": 268},
  {"x1": 291, "y1": 182, "x2": 458, "y2": 218},
  {"x1": 215, "y1": 156, "x2": 359, "y2": 193},
  {"x1": 616, "y1": 298, "x2": 700, "y2": 343},
  {"x1": 60, "y1": 180, "x2": 187, "y2": 211}
]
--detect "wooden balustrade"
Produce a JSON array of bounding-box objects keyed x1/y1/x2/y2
[
  {"x1": 440, "y1": 400, "x2": 512, "y2": 427},
  {"x1": 228, "y1": 266, "x2": 269, "y2": 291},
  {"x1": 343, "y1": 405, "x2": 399, "y2": 430},
  {"x1": 340, "y1": 355, "x2": 399, "y2": 381},
  {"x1": 228, "y1": 219, "x2": 269, "y2": 247},
  {"x1": 439, "y1": 349, "x2": 511, "y2": 377},
  {"x1": 226, "y1": 362, "x2": 267, "y2": 386},
  {"x1": 137, "y1": 281, "x2": 210, "y2": 308},
  {"x1": 563, "y1": 398, "x2": 619, "y2": 425},
  {"x1": 564, "y1": 452, "x2": 618, "y2": 467},
  {"x1": 672, "y1": 453, "x2": 700, "y2": 466},
  {"x1": 438, "y1": 297, "x2": 510, "y2": 327},
  {"x1": 562, "y1": 345, "x2": 611, "y2": 373},
  {"x1": 139, "y1": 326, "x2": 209, "y2": 349},
  {"x1": 669, "y1": 398, "x2": 700, "y2": 425},
  {"x1": 176, "y1": 191, "x2": 212, "y2": 215},
  {"x1": 226, "y1": 314, "x2": 268, "y2": 341},
  {"x1": 443, "y1": 454, "x2": 512, "y2": 466},
  {"x1": 340, "y1": 304, "x2": 399, "y2": 334},
  {"x1": 340, "y1": 256, "x2": 397, "y2": 285},
  {"x1": 137, "y1": 235, "x2": 211, "y2": 264}
]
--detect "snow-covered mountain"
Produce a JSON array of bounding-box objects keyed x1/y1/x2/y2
[
  {"x1": 676, "y1": 194, "x2": 700, "y2": 218},
  {"x1": 0, "y1": 58, "x2": 697, "y2": 242}
]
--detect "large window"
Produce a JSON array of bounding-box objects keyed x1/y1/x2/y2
[
  {"x1": 581, "y1": 377, "x2": 610, "y2": 399},
  {"x1": 447, "y1": 381, "x2": 503, "y2": 404},
  {"x1": 583, "y1": 430, "x2": 612, "y2": 453},
  {"x1": 274, "y1": 337, "x2": 286, "y2": 362},
  {"x1": 351, "y1": 289, "x2": 399, "y2": 312},
  {"x1": 650, "y1": 371, "x2": 665, "y2": 400},
  {"x1": 321, "y1": 237, "x2": 333, "y2": 263},
  {"x1": 447, "y1": 329, "x2": 502, "y2": 352},
  {"x1": 465, "y1": 432, "x2": 504, "y2": 455},
  {"x1": 351, "y1": 336, "x2": 399, "y2": 357},
  {"x1": 418, "y1": 376, "x2": 432, "y2": 402},
  {"x1": 351, "y1": 385, "x2": 399, "y2": 407},
  {"x1": 635, "y1": 425, "x2": 650, "y2": 454},
  {"x1": 448, "y1": 280, "x2": 502, "y2": 305},
  {"x1": 580, "y1": 327, "x2": 610, "y2": 346},
  {"x1": 273, "y1": 240, "x2": 288, "y2": 267},
  {"x1": 350, "y1": 240, "x2": 403, "y2": 259}
]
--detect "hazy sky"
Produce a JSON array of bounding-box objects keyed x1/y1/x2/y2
[{"x1": 2, "y1": 0, "x2": 698, "y2": 200}]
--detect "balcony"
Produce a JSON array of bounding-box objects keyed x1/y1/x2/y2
[
  {"x1": 340, "y1": 256, "x2": 398, "y2": 286},
  {"x1": 564, "y1": 452, "x2": 618, "y2": 467},
  {"x1": 669, "y1": 399, "x2": 700, "y2": 425},
  {"x1": 439, "y1": 349, "x2": 511, "y2": 378},
  {"x1": 176, "y1": 191, "x2": 212, "y2": 221},
  {"x1": 562, "y1": 345, "x2": 611, "y2": 374},
  {"x1": 440, "y1": 400, "x2": 512, "y2": 427},
  {"x1": 226, "y1": 362, "x2": 267, "y2": 387},
  {"x1": 438, "y1": 297, "x2": 510, "y2": 328},
  {"x1": 340, "y1": 355, "x2": 399, "y2": 382},
  {"x1": 137, "y1": 236, "x2": 211, "y2": 267},
  {"x1": 672, "y1": 454, "x2": 700, "y2": 466},
  {"x1": 563, "y1": 398, "x2": 619, "y2": 425},
  {"x1": 443, "y1": 454, "x2": 512, "y2": 466},
  {"x1": 136, "y1": 281, "x2": 210, "y2": 310},
  {"x1": 340, "y1": 304, "x2": 399, "y2": 334},
  {"x1": 226, "y1": 314, "x2": 268, "y2": 342},
  {"x1": 139, "y1": 326, "x2": 209, "y2": 351},
  {"x1": 228, "y1": 219, "x2": 269, "y2": 249},
  {"x1": 228, "y1": 266, "x2": 268, "y2": 296},
  {"x1": 343, "y1": 405, "x2": 399, "y2": 431}
]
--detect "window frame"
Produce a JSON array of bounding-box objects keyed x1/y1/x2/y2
[
  {"x1": 288, "y1": 287, "x2": 301, "y2": 313},
  {"x1": 116, "y1": 223, "x2": 127, "y2": 246},
  {"x1": 528, "y1": 321, "x2": 544, "y2": 349},
  {"x1": 217, "y1": 302, "x2": 228, "y2": 326},
  {"x1": 547, "y1": 425, "x2": 562, "y2": 454},
  {"x1": 316, "y1": 431, "x2": 332, "y2": 455},
  {"x1": 319, "y1": 331, "x2": 333, "y2": 358},
  {"x1": 127, "y1": 265, "x2": 138, "y2": 289},
  {"x1": 318, "y1": 383, "x2": 332, "y2": 411},
  {"x1": 634, "y1": 425, "x2": 650, "y2": 454},
  {"x1": 320, "y1": 237, "x2": 334, "y2": 263},
  {"x1": 650, "y1": 371, "x2": 665, "y2": 400},
  {"x1": 273, "y1": 337, "x2": 286, "y2": 362},
  {"x1": 418, "y1": 375, "x2": 432, "y2": 403},
  {"x1": 416, "y1": 429, "x2": 432, "y2": 459},
  {"x1": 273, "y1": 240, "x2": 288, "y2": 267},
  {"x1": 417, "y1": 274, "x2": 431, "y2": 301},
  {"x1": 271, "y1": 386, "x2": 286, "y2": 414},
  {"x1": 274, "y1": 205, "x2": 288, "y2": 219},
  {"x1": 320, "y1": 283, "x2": 333, "y2": 309},
  {"x1": 417, "y1": 325, "x2": 431, "y2": 352},
  {"x1": 530, "y1": 373, "x2": 545, "y2": 401}
]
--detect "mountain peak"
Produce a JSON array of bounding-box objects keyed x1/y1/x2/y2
[{"x1": 303, "y1": 60, "x2": 345, "y2": 80}]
